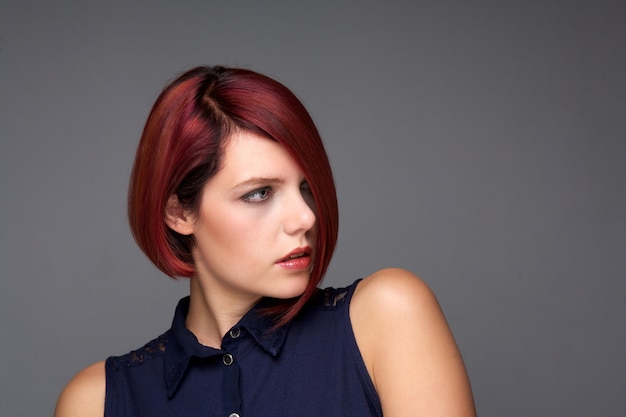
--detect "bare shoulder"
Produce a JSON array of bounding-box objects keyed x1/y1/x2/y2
[
  {"x1": 352, "y1": 267, "x2": 436, "y2": 312},
  {"x1": 350, "y1": 268, "x2": 444, "y2": 347},
  {"x1": 54, "y1": 361, "x2": 106, "y2": 417},
  {"x1": 350, "y1": 268, "x2": 476, "y2": 417}
]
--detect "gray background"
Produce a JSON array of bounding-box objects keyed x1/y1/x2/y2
[{"x1": 1, "y1": 1, "x2": 624, "y2": 416}]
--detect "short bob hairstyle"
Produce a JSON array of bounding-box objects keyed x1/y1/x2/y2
[{"x1": 128, "y1": 66, "x2": 338, "y2": 324}]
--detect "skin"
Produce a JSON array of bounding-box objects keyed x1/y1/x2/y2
[
  {"x1": 55, "y1": 131, "x2": 476, "y2": 417},
  {"x1": 169, "y1": 131, "x2": 318, "y2": 347},
  {"x1": 351, "y1": 269, "x2": 476, "y2": 416}
]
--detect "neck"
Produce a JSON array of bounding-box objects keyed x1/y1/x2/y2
[{"x1": 185, "y1": 276, "x2": 261, "y2": 349}]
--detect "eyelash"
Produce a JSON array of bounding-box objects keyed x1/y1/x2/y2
[
  {"x1": 241, "y1": 182, "x2": 312, "y2": 204},
  {"x1": 242, "y1": 186, "x2": 273, "y2": 204}
]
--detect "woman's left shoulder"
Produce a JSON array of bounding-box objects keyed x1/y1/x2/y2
[
  {"x1": 351, "y1": 268, "x2": 438, "y2": 317},
  {"x1": 350, "y1": 268, "x2": 476, "y2": 417},
  {"x1": 350, "y1": 267, "x2": 446, "y2": 356}
]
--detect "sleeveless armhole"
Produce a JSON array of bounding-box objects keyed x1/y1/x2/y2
[
  {"x1": 327, "y1": 280, "x2": 383, "y2": 416},
  {"x1": 104, "y1": 334, "x2": 168, "y2": 417},
  {"x1": 104, "y1": 356, "x2": 124, "y2": 417}
]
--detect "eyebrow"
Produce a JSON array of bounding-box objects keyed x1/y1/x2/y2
[{"x1": 232, "y1": 177, "x2": 285, "y2": 191}]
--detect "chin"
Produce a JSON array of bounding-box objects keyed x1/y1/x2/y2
[{"x1": 268, "y1": 275, "x2": 310, "y2": 299}]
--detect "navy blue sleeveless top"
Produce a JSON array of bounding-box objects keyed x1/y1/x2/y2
[{"x1": 104, "y1": 280, "x2": 382, "y2": 417}]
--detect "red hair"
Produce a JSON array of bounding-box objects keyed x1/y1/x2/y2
[{"x1": 128, "y1": 66, "x2": 338, "y2": 325}]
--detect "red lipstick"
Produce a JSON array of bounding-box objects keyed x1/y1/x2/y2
[{"x1": 276, "y1": 247, "x2": 313, "y2": 271}]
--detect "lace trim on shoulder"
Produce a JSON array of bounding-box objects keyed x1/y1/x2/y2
[
  {"x1": 110, "y1": 333, "x2": 168, "y2": 369},
  {"x1": 320, "y1": 286, "x2": 350, "y2": 307}
]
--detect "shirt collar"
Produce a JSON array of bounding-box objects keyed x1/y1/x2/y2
[{"x1": 163, "y1": 296, "x2": 290, "y2": 398}]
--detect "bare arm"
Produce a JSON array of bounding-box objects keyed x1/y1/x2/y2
[
  {"x1": 54, "y1": 361, "x2": 106, "y2": 417},
  {"x1": 350, "y1": 268, "x2": 476, "y2": 417}
]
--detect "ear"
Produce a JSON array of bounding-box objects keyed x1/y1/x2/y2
[{"x1": 165, "y1": 194, "x2": 195, "y2": 235}]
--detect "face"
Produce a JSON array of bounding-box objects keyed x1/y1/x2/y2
[{"x1": 184, "y1": 130, "x2": 317, "y2": 306}]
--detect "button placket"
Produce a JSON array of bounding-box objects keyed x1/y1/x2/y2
[
  {"x1": 222, "y1": 327, "x2": 242, "y2": 417},
  {"x1": 221, "y1": 353, "x2": 241, "y2": 417}
]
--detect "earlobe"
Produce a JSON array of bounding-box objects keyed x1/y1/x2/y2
[{"x1": 165, "y1": 194, "x2": 195, "y2": 235}]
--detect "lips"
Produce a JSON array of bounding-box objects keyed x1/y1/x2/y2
[{"x1": 276, "y1": 247, "x2": 313, "y2": 270}]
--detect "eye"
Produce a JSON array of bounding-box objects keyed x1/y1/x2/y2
[
  {"x1": 242, "y1": 186, "x2": 273, "y2": 204},
  {"x1": 300, "y1": 180, "x2": 315, "y2": 209},
  {"x1": 300, "y1": 180, "x2": 312, "y2": 195}
]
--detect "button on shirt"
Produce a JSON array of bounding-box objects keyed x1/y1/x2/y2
[{"x1": 104, "y1": 280, "x2": 382, "y2": 417}]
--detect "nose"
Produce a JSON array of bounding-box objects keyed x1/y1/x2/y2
[{"x1": 283, "y1": 189, "x2": 316, "y2": 235}]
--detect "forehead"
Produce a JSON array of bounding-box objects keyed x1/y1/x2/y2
[{"x1": 217, "y1": 130, "x2": 303, "y2": 182}]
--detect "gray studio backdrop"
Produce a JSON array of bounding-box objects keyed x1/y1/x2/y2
[{"x1": 1, "y1": 1, "x2": 624, "y2": 416}]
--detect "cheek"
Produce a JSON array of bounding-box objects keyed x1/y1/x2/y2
[{"x1": 198, "y1": 208, "x2": 272, "y2": 257}]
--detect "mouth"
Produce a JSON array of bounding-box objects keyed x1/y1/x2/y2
[
  {"x1": 276, "y1": 246, "x2": 313, "y2": 270},
  {"x1": 277, "y1": 246, "x2": 312, "y2": 263}
]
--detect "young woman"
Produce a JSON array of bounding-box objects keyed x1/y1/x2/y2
[{"x1": 55, "y1": 66, "x2": 476, "y2": 417}]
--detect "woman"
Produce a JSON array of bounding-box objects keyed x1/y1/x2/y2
[{"x1": 55, "y1": 66, "x2": 476, "y2": 417}]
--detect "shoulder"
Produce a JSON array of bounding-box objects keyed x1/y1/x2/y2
[
  {"x1": 350, "y1": 268, "x2": 476, "y2": 417},
  {"x1": 350, "y1": 268, "x2": 443, "y2": 350},
  {"x1": 352, "y1": 267, "x2": 435, "y2": 311},
  {"x1": 55, "y1": 361, "x2": 106, "y2": 417},
  {"x1": 107, "y1": 331, "x2": 169, "y2": 371},
  {"x1": 350, "y1": 268, "x2": 441, "y2": 332}
]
